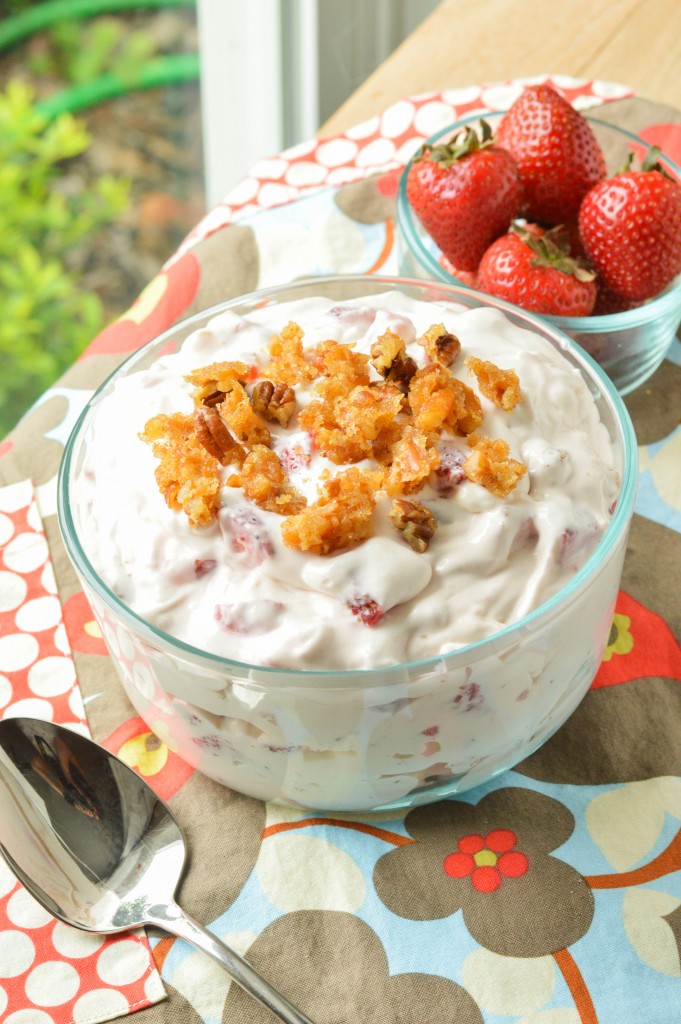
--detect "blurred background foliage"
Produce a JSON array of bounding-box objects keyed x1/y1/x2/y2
[
  {"x1": 0, "y1": 0, "x2": 202, "y2": 438},
  {"x1": 0, "y1": 80, "x2": 129, "y2": 433}
]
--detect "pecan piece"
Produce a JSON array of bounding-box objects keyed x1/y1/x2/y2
[
  {"x1": 194, "y1": 407, "x2": 246, "y2": 465},
  {"x1": 370, "y1": 329, "x2": 417, "y2": 393},
  {"x1": 251, "y1": 379, "x2": 296, "y2": 426},
  {"x1": 389, "y1": 498, "x2": 438, "y2": 552},
  {"x1": 419, "y1": 323, "x2": 461, "y2": 367}
]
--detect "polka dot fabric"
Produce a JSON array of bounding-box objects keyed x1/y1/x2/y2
[
  {"x1": 0, "y1": 480, "x2": 165, "y2": 1022},
  {"x1": 175, "y1": 74, "x2": 633, "y2": 257}
]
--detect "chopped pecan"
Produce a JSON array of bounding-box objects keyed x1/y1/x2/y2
[
  {"x1": 419, "y1": 323, "x2": 461, "y2": 367},
  {"x1": 370, "y1": 329, "x2": 417, "y2": 392},
  {"x1": 465, "y1": 357, "x2": 522, "y2": 411},
  {"x1": 251, "y1": 379, "x2": 297, "y2": 426},
  {"x1": 194, "y1": 407, "x2": 246, "y2": 465},
  {"x1": 389, "y1": 498, "x2": 438, "y2": 552}
]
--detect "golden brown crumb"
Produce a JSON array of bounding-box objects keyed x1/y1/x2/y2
[
  {"x1": 241, "y1": 445, "x2": 306, "y2": 515},
  {"x1": 299, "y1": 376, "x2": 403, "y2": 465},
  {"x1": 408, "y1": 364, "x2": 483, "y2": 435},
  {"x1": 336, "y1": 384, "x2": 404, "y2": 447},
  {"x1": 265, "y1": 322, "x2": 320, "y2": 386},
  {"x1": 310, "y1": 338, "x2": 370, "y2": 385},
  {"x1": 185, "y1": 361, "x2": 254, "y2": 407},
  {"x1": 281, "y1": 468, "x2": 379, "y2": 554},
  {"x1": 463, "y1": 436, "x2": 527, "y2": 498},
  {"x1": 383, "y1": 425, "x2": 440, "y2": 495},
  {"x1": 251, "y1": 380, "x2": 297, "y2": 426},
  {"x1": 389, "y1": 498, "x2": 438, "y2": 552},
  {"x1": 418, "y1": 323, "x2": 461, "y2": 367},
  {"x1": 219, "y1": 381, "x2": 272, "y2": 449},
  {"x1": 140, "y1": 413, "x2": 221, "y2": 527},
  {"x1": 465, "y1": 356, "x2": 522, "y2": 411}
]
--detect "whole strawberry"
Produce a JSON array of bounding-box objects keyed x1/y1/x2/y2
[
  {"x1": 407, "y1": 120, "x2": 522, "y2": 271},
  {"x1": 477, "y1": 224, "x2": 597, "y2": 316},
  {"x1": 579, "y1": 147, "x2": 681, "y2": 301},
  {"x1": 496, "y1": 85, "x2": 606, "y2": 224}
]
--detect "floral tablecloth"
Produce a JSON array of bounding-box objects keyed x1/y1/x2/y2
[{"x1": 1, "y1": 75, "x2": 680, "y2": 1024}]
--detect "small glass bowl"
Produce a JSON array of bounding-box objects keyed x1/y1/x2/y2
[
  {"x1": 58, "y1": 275, "x2": 637, "y2": 813},
  {"x1": 396, "y1": 112, "x2": 681, "y2": 395}
]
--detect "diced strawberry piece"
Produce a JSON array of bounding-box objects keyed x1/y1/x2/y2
[
  {"x1": 346, "y1": 595, "x2": 385, "y2": 627},
  {"x1": 194, "y1": 558, "x2": 217, "y2": 577},
  {"x1": 222, "y1": 507, "x2": 274, "y2": 566},
  {"x1": 279, "y1": 446, "x2": 312, "y2": 474},
  {"x1": 511, "y1": 517, "x2": 539, "y2": 552},
  {"x1": 326, "y1": 305, "x2": 377, "y2": 328},
  {"x1": 559, "y1": 517, "x2": 601, "y2": 567},
  {"x1": 214, "y1": 599, "x2": 283, "y2": 635},
  {"x1": 434, "y1": 444, "x2": 466, "y2": 491},
  {"x1": 453, "y1": 680, "x2": 484, "y2": 711}
]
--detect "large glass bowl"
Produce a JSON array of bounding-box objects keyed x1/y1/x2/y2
[
  {"x1": 396, "y1": 112, "x2": 681, "y2": 395},
  {"x1": 58, "y1": 276, "x2": 637, "y2": 813}
]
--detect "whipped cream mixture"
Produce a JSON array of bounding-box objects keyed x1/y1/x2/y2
[{"x1": 75, "y1": 292, "x2": 619, "y2": 672}]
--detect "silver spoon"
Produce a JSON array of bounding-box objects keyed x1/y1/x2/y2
[{"x1": 0, "y1": 717, "x2": 315, "y2": 1024}]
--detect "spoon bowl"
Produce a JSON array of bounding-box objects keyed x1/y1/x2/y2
[{"x1": 0, "y1": 717, "x2": 315, "y2": 1024}]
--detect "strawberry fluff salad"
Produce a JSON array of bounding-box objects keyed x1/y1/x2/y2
[{"x1": 74, "y1": 290, "x2": 620, "y2": 675}]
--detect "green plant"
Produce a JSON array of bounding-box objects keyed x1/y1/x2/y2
[
  {"x1": 0, "y1": 79, "x2": 129, "y2": 435},
  {"x1": 28, "y1": 16, "x2": 156, "y2": 85}
]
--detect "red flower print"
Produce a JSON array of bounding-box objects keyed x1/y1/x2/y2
[
  {"x1": 444, "y1": 828, "x2": 529, "y2": 893},
  {"x1": 374, "y1": 788, "x2": 594, "y2": 957}
]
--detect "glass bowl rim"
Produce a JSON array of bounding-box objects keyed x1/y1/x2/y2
[
  {"x1": 58, "y1": 273, "x2": 638, "y2": 685},
  {"x1": 397, "y1": 111, "x2": 681, "y2": 331}
]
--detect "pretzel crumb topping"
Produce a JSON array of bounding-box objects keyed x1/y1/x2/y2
[
  {"x1": 465, "y1": 357, "x2": 522, "y2": 411},
  {"x1": 463, "y1": 434, "x2": 527, "y2": 498},
  {"x1": 141, "y1": 319, "x2": 528, "y2": 553}
]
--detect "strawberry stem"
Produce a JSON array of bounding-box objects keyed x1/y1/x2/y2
[
  {"x1": 512, "y1": 224, "x2": 596, "y2": 281},
  {"x1": 616, "y1": 144, "x2": 674, "y2": 180},
  {"x1": 417, "y1": 119, "x2": 496, "y2": 168}
]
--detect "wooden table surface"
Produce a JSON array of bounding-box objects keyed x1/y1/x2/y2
[{"x1": 321, "y1": 0, "x2": 681, "y2": 136}]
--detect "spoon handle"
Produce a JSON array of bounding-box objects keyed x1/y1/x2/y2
[{"x1": 147, "y1": 902, "x2": 317, "y2": 1024}]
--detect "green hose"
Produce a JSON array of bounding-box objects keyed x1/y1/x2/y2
[
  {"x1": 0, "y1": 0, "x2": 196, "y2": 53},
  {"x1": 35, "y1": 52, "x2": 200, "y2": 118}
]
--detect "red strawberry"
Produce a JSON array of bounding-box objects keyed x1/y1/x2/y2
[
  {"x1": 346, "y1": 595, "x2": 384, "y2": 627},
  {"x1": 592, "y1": 282, "x2": 642, "y2": 316},
  {"x1": 438, "y1": 253, "x2": 478, "y2": 288},
  {"x1": 407, "y1": 120, "x2": 522, "y2": 271},
  {"x1": 476, "y1": 224, "x2": 597, "y2": 317},
  {"x1": 578, "y1": 147, "x2": 681, "y2": 301},
  {"x1": 496, "y1": 85, "x2": 606, "y2": 224}
]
